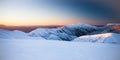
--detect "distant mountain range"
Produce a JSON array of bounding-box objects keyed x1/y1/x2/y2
[
  {"x1": 0, "y1": 23, "x2": 120, "y2": 44},
  {"x1": 28, "y1": 23, "x2": 98, "y2": 41},
  {"x1": 0, "y1": 25, "x2": 63, "y2": 32}
]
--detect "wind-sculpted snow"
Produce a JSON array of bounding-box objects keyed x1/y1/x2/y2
[
  {"x1": 28, "y1": 23, "x2": 97, "y2": 41},
  {"x1": 73, "y1": 33, "x2": 120, "y2": 44}
]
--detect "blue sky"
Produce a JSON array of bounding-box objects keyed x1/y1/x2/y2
[{"x1": 0, "y1": 0, "x2": 119, "y2": 26}]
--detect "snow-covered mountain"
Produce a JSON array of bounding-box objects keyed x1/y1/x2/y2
[
  {"x1": 0, "y1": 23, "x2": 98, "y2": 41},
  {"x1": 62, "y1": 23, "x2": 97, "y2": 36},
  {"x1": 0, "y1": 29, "x2": 45, "y2": 40},
  {"x1": 28, "y1": 28, "x2": 76, "y2": 41},
  {"x1": 0, "y1": 29, "x2": 30, "y2": 39},
  {"x1": 28, "y1": 23, "x2": 98, "y2": 41},
  {"x1": 1, "y1": 23, "x2": 120, "y2": 60},
  {"x1": 1, "y1": 23, "x2": 120, "y2": 44},
  {"x1": 73, "y1": 33, "x2": 120, "y2": 44},
  {"x1": 90, "y1": 23, "x2": 120, "y2": 35}
]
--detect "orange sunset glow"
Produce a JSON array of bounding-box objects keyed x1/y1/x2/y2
[
  {"x1": 0, "y1": 0, "x2": 119, "y2": 26},
  {"x1": 0, "y1": 17, "x2": 81, "y2": 26}
]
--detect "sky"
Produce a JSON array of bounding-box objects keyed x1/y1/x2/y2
[{"x1": 0, "y1": 0, "x2": 120, "y2": 26}]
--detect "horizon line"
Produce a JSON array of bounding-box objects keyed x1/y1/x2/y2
[{"x1": 0, "y1": 23, "x2": 108, "y2": 26}]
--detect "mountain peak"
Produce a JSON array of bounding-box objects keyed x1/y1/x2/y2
[{"x1": 64, "y1": 23, "x2": 97, "y2": 29}]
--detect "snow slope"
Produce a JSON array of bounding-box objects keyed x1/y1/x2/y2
[
  {"x1": 0, "y1": 29, "x2": 28, "y2": 39},
  {"x1": 0, "y1": 39, "x2": 120, "y2": 60},
  {"x1": 0, "y1": 29, "x2": 45, "y2": 40},
  {"x1": 73, "y1": 33, "x2": 120, "y2": 44}
]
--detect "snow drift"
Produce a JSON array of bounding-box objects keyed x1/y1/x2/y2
[
  {"x1": 0, "y1": 39, "x2": 120, "y2": 60},
  {"x1": 73, "y1": 33, "x2": 120, "y2": 44}
]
